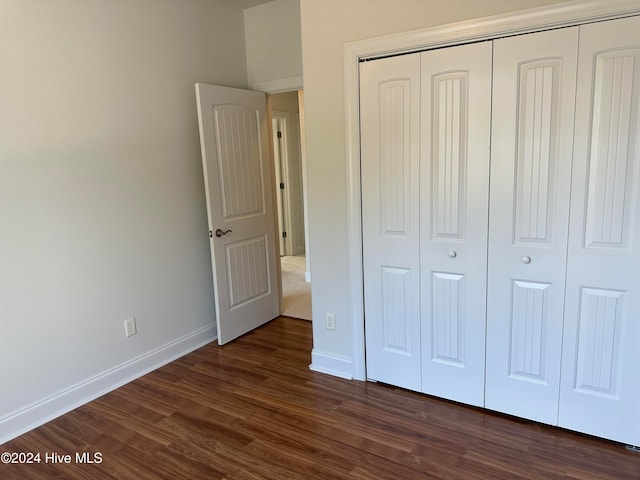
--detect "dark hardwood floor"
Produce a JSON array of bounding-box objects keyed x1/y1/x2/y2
[{"x1": 2, "y1": 317, "x2": 639, "y2": 479}]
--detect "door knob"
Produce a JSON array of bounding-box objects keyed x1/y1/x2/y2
[
  {"x1": 448, "y1": 250, "x2": 457, "y2": 258},
  {"x1": 521, "y1": 256, "x2": 532, "y2": 264},
  {"x1": 215, "y1": 228, "x2": 232, "y2": 238}
]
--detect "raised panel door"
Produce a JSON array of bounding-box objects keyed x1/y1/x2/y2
[
  {"x1": 559, "y1": 16, "x2": 640, "y2": 446},
  {"x1": 361, "y1": 53, "x2": 422, "y2": 391},
  {"x1": 485, "y1": 27, "x2": 579, "y2": 424},
  {"x1": 420, "y1": 42, "x2": 492, "y2": 406},
  {"x1": 195, "y1": 83, "x2": 280, "y2": 345}
]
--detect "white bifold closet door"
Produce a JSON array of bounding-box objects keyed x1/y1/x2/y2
[
  {"x1": 420, "y1": 42, "x2": 491, "y2": 407},
  {"x1": 485, "y1": 27, "x2": 579, "y2": 425},
  {"x1": 361, "y1": 14, "x2": 640, "y2": 445},
  {"x1": 361, "y1": 42, "x2": 491, "y2": 404},
  {"x1": 559, "y1": 16, "x2": 640, "y2": 446},
  {"x1": 361, "y1": 53, "x2": 422, "y2": 391}
]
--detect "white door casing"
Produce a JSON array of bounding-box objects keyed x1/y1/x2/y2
[
  {"x1": 272, "y1": 116, "x2": 289, "y2": 256},
  {"x1": 361, "y1": 53, "x2": 422, "y2": 391},
  {"x1": 272, "y1": 109, "x2": 306, "y2": 258},
  {"x1": 419, "y1": 42, "x2": 492, "y2": 407},
  {"x1": 559, "y1": 16, "x2": 640, "y2": 446},
  {"x1": 485, "y1": 27, "x2": 579, "y2": 425},
  {"x1": 195, "y1": 83, "x2": 280, "y2": 345}
]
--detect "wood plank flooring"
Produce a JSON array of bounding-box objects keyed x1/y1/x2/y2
[{"x1": 2, "y1": 317, "x2": 639, "y2": 479}]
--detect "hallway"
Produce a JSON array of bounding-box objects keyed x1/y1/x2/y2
[{"x1": 280, "y1": 254, "x2": 311, "y2": 320}]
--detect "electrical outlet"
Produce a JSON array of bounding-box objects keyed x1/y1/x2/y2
[
  {"x1": 124, "y1": 317, "x2": 137, "y2": 337},
  {"x1": 326, "y1": 312, "x2": 336, "y2": 331}
]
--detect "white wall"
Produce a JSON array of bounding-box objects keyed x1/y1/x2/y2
[
  {"x1": 244, "y1": 0, "x2": 303, "y2": 91},
  {"x1": 0, "y1": 0, "x2": 248, "y2": 442},
  {"x1": 299, "y1": 0, "x2": 571, "y2": 375}
]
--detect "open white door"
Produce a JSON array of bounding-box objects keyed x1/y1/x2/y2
[{"x1": 195, "y1": 83, "x2": 279, "y2": 345}]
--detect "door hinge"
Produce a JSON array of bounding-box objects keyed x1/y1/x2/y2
[
  {"x1": 282, "y1": 231, "x2": 287, "y2": 238},
  {"x1": 280, "y1": 182, "x2": 285, "y2": 189},
  {"x1": 277, "y1": 131, "x2": 282, "y2": 138}
]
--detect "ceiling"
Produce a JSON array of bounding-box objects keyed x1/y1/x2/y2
[{"x1": 220, "y1": 0, "x2": 275, "y2": 9}]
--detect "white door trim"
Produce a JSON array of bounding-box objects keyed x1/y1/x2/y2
[
  {"x1": 252, "y1": 76, "x2": 304, "y2": 94},
  {"x1": 345, "y1": 0, "x2": 640, "y2": 381},
  {"x1": 272, "y1": 111, "x2": 295, "y2": 256}
]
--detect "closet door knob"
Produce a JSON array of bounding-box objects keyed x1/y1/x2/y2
[
  {"x1": 448, "y1": 250, "x2": 457, "y2": 258},
  {"x1": 521, "y1": 256, "x2": 532, "y2": 264}
]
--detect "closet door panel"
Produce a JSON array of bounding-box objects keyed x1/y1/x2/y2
[
  {"x1": 559, "y1": 16, "x2": 640, "y2": 446},
  {"x1": 485, "y1": 27, "x2": 579, "y2": 424},
  {"x1": 361, "y1": 54, "x2": 422, "y2": 391},
  {"x1": 420, "y1": 42, "x2": 492, "y2": 406}
]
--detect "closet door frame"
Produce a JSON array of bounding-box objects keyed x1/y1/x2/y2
[{"x1": 345, "y1": 0, "x2": 640, "y2": 382}]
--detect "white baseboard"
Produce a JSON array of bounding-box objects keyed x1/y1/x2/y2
[
  {"x1": 309, "y1": 349, "x2": 353, "y2": 380},
  {"x1": 305, "y1": 271, "x2": 311, "y2": 283},
  {"x1": 0, "y1": 324, "x2": 216, "y2": 445}
]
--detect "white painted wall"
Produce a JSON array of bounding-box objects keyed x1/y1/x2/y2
[
  {"x1": 299, "y1": 0, "x2": 572, "y2": 376},
  {"x1": 0, "y1": 0, "x2": 248, "y2": 441},
  {"x1": 244, "y1": 0, "x2": 303, "y2": 91}
]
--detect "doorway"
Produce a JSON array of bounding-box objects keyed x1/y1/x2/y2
[{"x1": 270, "y1": 90, "x2": 312, "y2": 321}]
